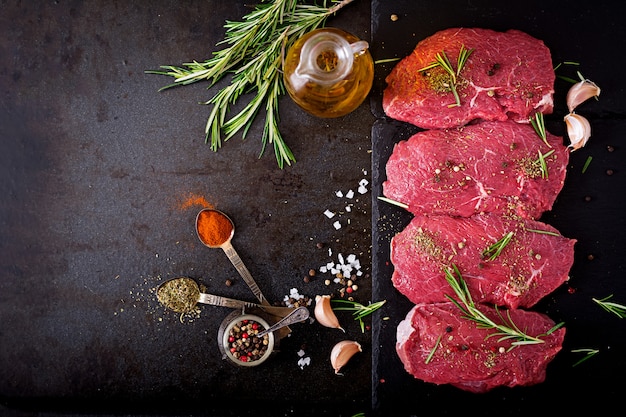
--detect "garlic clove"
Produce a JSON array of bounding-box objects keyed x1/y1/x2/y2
[
  {"x1": 566, "y1": 79, "x2": 601, "y2": 113},
  {"x1": 564, "y1": 113, "x2": 592, "y2": 151},
  {"x1": 330, "y1": 340, "x2": 362, "y2": 374},
  {"x1": 314, "y1": 295, "x2": 344, "y2": 331}
]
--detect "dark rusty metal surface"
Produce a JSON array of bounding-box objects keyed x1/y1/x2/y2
[
  {"x1": 371, "y1": 0, "x2": 626, "y2": 415},
  {"x1": 0, "y1": 1, "x2": 374, "y2": 416}
]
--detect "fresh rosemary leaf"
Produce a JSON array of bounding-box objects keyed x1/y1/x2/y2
[
  {"x1": 482, "y1": 231, "x2": 514, "y2": 261},
  {"x1": 535, "y1": 149, "x2": 555, "y2": 179},
  {"x1": 374, "y1": 57, "x2": 401, "y2": 64},
  {"x1": 456, "y1": 44, "x2": 474, "y2": 77},
  {"x1": 425, "y1": 334, "x2": 442, "y2": 364},
  {"x1": 529, "y1": 112, "x2": 550, "y2": 147},
  {"x1": 582, "y1": 155, "x2": 593, "y2": 173},
  {"x1": 377, "y1": 196, "x2": 409, "y2": 209},
  {"x1": 524, "y1": 227, "x2": 560, "y2": 237}
]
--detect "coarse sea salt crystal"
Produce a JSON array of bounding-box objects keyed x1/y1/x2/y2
[
  {"x1": 346, "y1": 189, "x2": 355, "y2": 199},
  {"x1": 298, "y1": 356, "x2": 311, "y2": 369},
  {"x1": 323, "y1": 209, "x2": 335, "y2": 218},
  {"x1": 333, "y1": 221, "x2": 341, "y2": 230},
  {"x1": 358, "y1": 178, "x2": 369, "y2": 194},
  {"x1": 335, "y1": 190, "x2": 343, "y2": 198},
  {"x1": 345, "y1": 205, "x2": 352, "y2": 212}
]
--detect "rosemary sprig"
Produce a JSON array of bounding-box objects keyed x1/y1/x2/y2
[
  {"x1": 418, "y1": 44, "x2": 474, "y2": 107},
  {"x1": 529, "y1": 112, "x2": 551, "y2": 147},
  {"x1": 593, "y1": 294, "x2": 626, "y2": 318},
  {"x1": 332, "y1": 299, "x2": 386, "y2": 332},
  {"x1": 444, "y1": 265, "x2": 564, "y2": 348},
  {"x1": 482, "y1": 231, "x2": 514, "y2": 261},
  {"x1": 571, "y1": 348, "x2": 599, "y2": 367},
  {"x1": 147, "y1": 0, "x2": 355, "y2": 168}
]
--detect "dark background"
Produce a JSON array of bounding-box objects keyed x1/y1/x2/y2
[
  {"x1": 1, "y1": 1, "x2": 625, "y2": 416},
  {"x1": 1, "y1": 1, "x2": 373, "y2": 416}
]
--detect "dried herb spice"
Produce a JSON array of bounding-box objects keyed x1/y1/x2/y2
[{"x1": 157, "y1": 277, "x2": 200, "y2": 313}]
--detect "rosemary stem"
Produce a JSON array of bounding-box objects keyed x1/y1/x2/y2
[{"x1": 328, "y1": 0, "x2": 356, "y2": 14}]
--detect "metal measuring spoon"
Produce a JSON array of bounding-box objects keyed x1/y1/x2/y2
[
  {"x1": 156, "y1": 277, "x2": 295, "y2": 316},
  {"x1": 255, "y1": 306, "x2": 310, "y2": 337},
  {"x1": 195, "y1": 209, "x2": 269, "y2": 306}
]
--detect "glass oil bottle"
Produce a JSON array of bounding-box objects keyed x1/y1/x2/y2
[{"x1": 283, "y1": 27, "x2": 374, "y2": 118}]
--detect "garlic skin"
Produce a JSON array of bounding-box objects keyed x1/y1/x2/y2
[
  {"x1": 564, "y1": 113, "x2": 591, "y2": 151},
  {"x1": 566, "y1": 79, "x2": 601, "y2": 113},
  {"x1": 330, "y1": 340, "x2": 362, "y2": 374},
  {"x1": 314, "y1": 295, "x2": 344, "y2": 331}
]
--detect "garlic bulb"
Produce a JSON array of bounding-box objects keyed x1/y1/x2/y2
[
  {"x1": 330, "y1": 340, "x2": 362, "y2": 374},
  {"x1": 314, "y1": 295, "x2": 344, "y2": 331},
  {"x1": 566, "y1": 79, "x2": 601, "y2": 113},
  {"x1": 564, "y1": 113, "x2": 591, "y2": 151}
]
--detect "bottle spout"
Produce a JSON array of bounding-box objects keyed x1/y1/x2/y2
[{"x1": 350, "y1": 40, "x2": 369, "y2": 57}]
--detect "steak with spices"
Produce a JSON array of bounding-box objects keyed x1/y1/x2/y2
[
  {"x1": 382, "y1": 120, "x2": 569, "y2": 219},
  {"x1": 390, "y1": 212, "x2": 576, "y2": 309},
  {"x1": 396, "y1": 302, "x2": 565, "y2": 393},
  {"x1": 383, "y1": 28, "x2": 555, "y2": 129}
]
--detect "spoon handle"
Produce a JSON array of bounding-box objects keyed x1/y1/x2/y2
[
  {"x1": 221, "y1": 241, "x2": 269, "y2": 306},
  {"x1": 198, "y1": 292, "x2": 295, "y2": 316},
  {"x1": 256, "y1": 306, "x2": 310, "y2": 337}
]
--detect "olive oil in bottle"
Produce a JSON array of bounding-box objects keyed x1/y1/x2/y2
[{"x1": 283, "y1": 28, "x2": 374, "y2": 118}]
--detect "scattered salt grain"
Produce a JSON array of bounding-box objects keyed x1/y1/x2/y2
[
  {"x1": 283, "y1": 288, "x2": 306, "y2": 308},
  {"x1": 346, "y1": 189, "x2": 355, "y2": 199},
  {"x1": 358, "y1": 179, "x2": 369, "y2": 194},
  {"x1": 324, "y1": 209, "x2": 335, "y2": 218},
  {"x1": 335, "y1": 190, "x2": 343, "y2": 198},
  {"x1": 345, "y1": 205, "x2": 352, "y2": 212},
  {"x1": 333, "y1": 220, "x2": 341, "y2": 230},
  {"x1": 297, "y1": 349, "x2": 311, "y2": 369}
]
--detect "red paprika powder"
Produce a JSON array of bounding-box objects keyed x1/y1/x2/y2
[{"x1": 196, "y1": 209, "x2": 233, "y2": 247}]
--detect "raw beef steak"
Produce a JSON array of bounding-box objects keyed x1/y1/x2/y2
[
  {"x1": 396, "y1": 302, "x2": 565, "y2": 393},
  {"x1": 383, "y1": 28, "x2": 555, "y2": 129},
  {"x1": 390, "y1": 212, "x2": 576, "y2": 309},
  {"x1": 382, "y1": 120, "x2": 569, "y2": 219}
]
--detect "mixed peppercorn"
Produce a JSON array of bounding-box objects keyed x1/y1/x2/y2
[{"x1": 227, "y1": 318, "x2": 270, "y2": 363}]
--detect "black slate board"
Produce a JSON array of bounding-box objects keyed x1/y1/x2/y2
[{"x1": 370, "y1": 0, "x2": 626, "y2": 415}]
